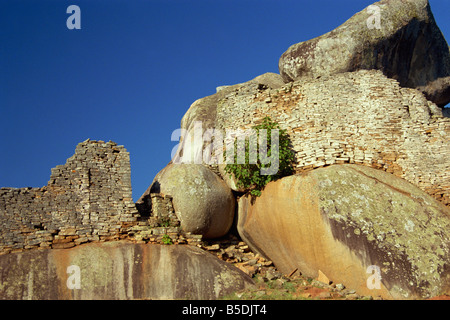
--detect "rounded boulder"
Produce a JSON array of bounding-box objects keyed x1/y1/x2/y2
[
  {"x1": 238, "y1": 164, "x2": 450, "y2": 299},
  {"x1": 153, "y1": 163, "x2": 235, "y2": 239}
]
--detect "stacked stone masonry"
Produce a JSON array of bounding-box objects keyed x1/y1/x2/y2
[
  {"x1": 0, "y1": 140, "x2": 140, "y2": 254},
  {"x1": 130, "y1": 193, "x2": 203, "y2": 245},
  {"x1": 216, "y1": 70, "x2": 450, "y2": 206}
]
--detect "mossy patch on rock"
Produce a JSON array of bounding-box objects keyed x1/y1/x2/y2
[
  {"x1": 238, "y1": 164, "x2": 450, "y2": 299},
  {"x1": 318, "y1": 165, "x2": 450, "y2": 298}
]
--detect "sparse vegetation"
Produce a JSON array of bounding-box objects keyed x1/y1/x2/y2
[
  {"x1": 221, "y1": 274, "x2": 378, "y2": 300},
  {"x1": 224, "y1": 116, "x2": 295, "y2": 197},
  {"x1": 162, "y1": 234, "x2": 173, "y2": 245}
]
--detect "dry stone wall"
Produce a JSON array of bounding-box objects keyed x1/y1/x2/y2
[
  {"x1": 0, "y1": 140, "x2": 140, "y2": 254},
  {"x1": 128, "y1": 193, "x2": 203, "y2": 245},
  {"x1": 216, "y1": 70, "x2": 450, "y2": 206}
]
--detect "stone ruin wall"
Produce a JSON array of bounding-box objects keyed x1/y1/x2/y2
[
  {"x1": 0, "y1": 140, "x2": 204, "y2": 255},
  {"x1": 216, "y1": 70, "x2": 450, "y2": 206},
  {"x1": 129, "y1": 193, "x2": 203, "y2": 246},
  {"x1": 1, "y1": 70, "x2": 448, "y2": 255},
  {"x1": 0, "y1": 140, "x2": 140, "y2": 254}
]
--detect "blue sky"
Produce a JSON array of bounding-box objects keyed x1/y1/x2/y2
[{"x1": 1, "y1": 0, "x2": 449, "y2": 201}]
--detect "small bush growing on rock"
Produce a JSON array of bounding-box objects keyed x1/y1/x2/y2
[
  {"x1": 225, "y1": 116, "x2": 295, "y2": 196},
  {"x1": 162, "y1": 234, "x2": 173, "y2": 245}
]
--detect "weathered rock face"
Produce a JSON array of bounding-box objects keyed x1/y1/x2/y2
[
  {"x1": 0, "y1": 241, "x2": 254, "y2": 300},
  {"x1": 278, "y1": 0, "x2": 450, "y2": 107},
  {"x1": 238, "y1": 165, "x2": 450, "y2": 299},
  {"x1": 141, "y1": 164, "x2": 235, "y2": 239}
]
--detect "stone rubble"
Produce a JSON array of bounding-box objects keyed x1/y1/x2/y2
[{"x1": 201, "y1": 234, "x2": 381, "y2": 300}]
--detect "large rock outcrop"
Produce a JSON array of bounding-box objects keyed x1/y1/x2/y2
[
  {"x1": 138, "y1": 164, "x2": 235, "y2": 239},
  {"x1": 168, "y1": 69, "x2": 450, "y2": 206},
  {"x1": 139, "y1": 74, "x2": 285, "y2": 237},
  {"x1": 215, "y1": 69, "x2": 450, "y2": 206},
  {"x1": 0, "y1": 241, "x2": 254, "y2": 300},
  {"x1": 278, "y1": 0, "x2": 450, "y2": 107},
  {"x1": 237, "y1": 165, "x2": 450, "y2": 300}
]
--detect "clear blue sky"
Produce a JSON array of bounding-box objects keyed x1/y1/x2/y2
[{"x1": 1, "y1": 0, "x2": 449, "y2": 201}]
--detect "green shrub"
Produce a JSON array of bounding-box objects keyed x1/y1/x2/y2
[
  {"x1": 162, "y1": 234, "x2": 173, "y2": 245},
  {"x1": 224, "y1": 117, "x2": 295, "y2": 197}
]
